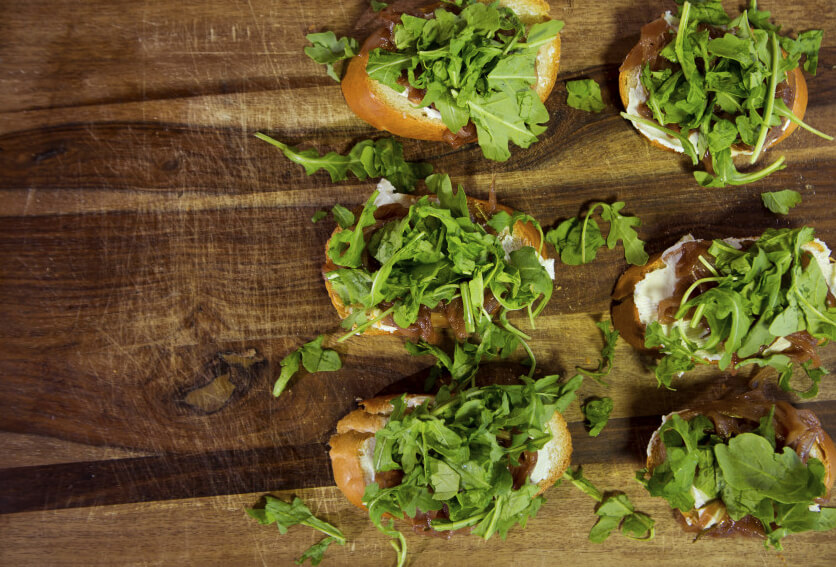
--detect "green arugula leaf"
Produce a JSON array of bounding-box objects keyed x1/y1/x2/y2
[
  {"x1": 299, "y1": 335, "x2": 342, "y2": 373},
  {"x1": 272, "y1": 337, "x2": 341, "y2": 397},
  {"x1": 295, "y1": 536, "x2": 339, "y2": 566},
  {"x1": 582, "y1": 397, "x2": 613, "y2": 437},
  {"x1": 311, "y1": 210, "x2": 328, "y2": 223},
  {"x1": 761, "y1": 189, "x2": 801, "y2": 215},
  {"x1": 370, "y1": 0, "x2": 388, "y2": 12},
  {"x1": 565, "y1": 466, "x2": 656, "y2": 542},
  {"x1": 255, "y1": 134, "x2": 431, "y2": 192},
  {"x1": 545, "y1": 216, "x2": 605, "y2": 266},
  {"x1": 600, "y1": 202, "x2": 649, "y2": 265},
  {"x1": 546, "y1": 202, "x2": 648, "y2": 266},
  {"x1": 576, "y1": 321, "x2": 619, "y2": 384},
  {"x1": 566, "y1": 79, "x2": 605, "y2": 113},
  {"x1": 331, "y1": 204, "x2": 355, "y2": 228},
  {"x1": 247, "y1": 495, "x2": 346, "y2": 564},
  {"x1": 274, "y1": 350, "x2": 302, "y2": 397},
  {"x1": 304, "y1": 31, "x2": 359, "y2": 81}
]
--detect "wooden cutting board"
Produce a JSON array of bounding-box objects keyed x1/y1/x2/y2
[{"x1": 1, "y1": 0, "x2": 834, "y2": 564}]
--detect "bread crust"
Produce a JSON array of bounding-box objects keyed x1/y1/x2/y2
[
  {"x1": 618, "y1": 17, "x2": 808, "y2": 157},
  {"x1": 341, "y1": 0, "x2": 561, "y2": 144},
  {"x1": 323, "y1": 191, "x2": 551, "y2": 338},
  {"x1": 329, "y1": 393, "x2": 572, "y2": 511}
]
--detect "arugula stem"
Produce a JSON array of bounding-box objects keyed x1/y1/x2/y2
[
  {"x1": 676, "y1": 276, "x2": 725, "y2": 315},
  {"x1": 773, "y1": 102, "x2": 834, "y2": 141},
  {"x1": 728, "y1": 155, "x2": 786, "y2": 185},
  {"x1": 461, "y1": 282, "x2": 475, "y2": 334},
  {"x1": 431, "y1": 513, "x2": 487, "y2": 531},
  {"x1": 749, "y1": 32, "x2": 780, "y2": 164},
  {"x1": 689, "y1": 303, "x2": 706, "y2": 329},
  {"x1": 337, "y1": 306, "x2": 396, "y2": 342},
  {"x1": 697, "y1": 254, "x2": 719, "y2": 276},
  {"x1": 388, "y1": 530, "x2": 407, "y2": 567},
  {"x1": 794, "y1": 289, "x2": 836, "y2": 327},
  {"x1": 301, "y1": 520, "x2": 347, "y2": 545},
  {"x1": 620, "y1": 113, "x2": 699, "y2": 165},
  {"x1": 674, "y1": 2, "x2": 692, "y2": 79},
  {"x1": 581, "y1": 204, "x2": 603, "y2": 264}
]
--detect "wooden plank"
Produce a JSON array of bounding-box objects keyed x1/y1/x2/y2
[{"x1": 2, "y1": 463, "x2": 834, "y2": 566}]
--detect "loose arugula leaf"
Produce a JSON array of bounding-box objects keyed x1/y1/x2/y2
[
  {"x1": 247, "y1": 495, "x2": 346, "y2": 564},
  {"x1": 255, "y1": 133, "x2": 431, "y2": 192},
  {"x1": 582, "y1": 397, "x2": 614, "y2": 437},
  {"x1": 576, "y1": 321, "x2": 619, "y2": 385},
  {"x1": 295, "y1": 536, "x2": 339, "y2": 566},
  {"x1": 365, "y1": 2, "x2": 562, "y2": 161},
  {"x1": 304, "y1": 31, "x2": 359, "y2": 81},
  {"x1": 761, "y1": 189, "x2": 801, "y2": 215},
  {"x1": 311, "y1": 210, "x2": 328, "y2": 223},
  {"x1": 565, "y1": 466, "x2": 656, "y2": 542},
  {"x1": 300, "y1": 335, "x2": 342, "y2": 373},
  {"x1": 370, "y1": 0, "x2": 388, "y2": 12},
  {"x1": 566, "y1": 79, "x2": 605, "y2": 113},
  {"x1": 546, "y1": 202, "x2": 648, "y2": 266},
  {"x1": 273, "y1": 337, "x2": 341, "y2": 397},
  {"x1": 331, "y1": 204, "x2": 355, "y2": 228},
  {"x1": 601, "y1": 202, "x2": 649, "y2": 265},
  {"x1": 274, "y1": 350, "x2": 302, "y2": 397}
]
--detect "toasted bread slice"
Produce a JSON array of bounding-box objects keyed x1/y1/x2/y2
[
  {"x1": 618, "y1": 16, "x2": 807, "y2": 157},
  {"x1": 611, "y1": 235, "x2": 835, "y2": 357},
  {"x1": 329, "y1": 393, "x2": 572, "y2": 510},
  {"x1": 323, "y1": 181, "x2": 553, "y2": 339},
  {"x1": 342, "y1": 0, "x2": 561, "y2": 144},
  {"x1": 645, "y1": 392, "x2": 836, "y2": 535}
]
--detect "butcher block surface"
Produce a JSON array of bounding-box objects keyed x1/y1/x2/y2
[{"x1": 1, "y1": 0, "x2": 835, "y2": 565}]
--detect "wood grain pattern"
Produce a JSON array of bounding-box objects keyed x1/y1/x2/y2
[{"x1": 1, "y1": 0, "x2": 835, "y2": 564}]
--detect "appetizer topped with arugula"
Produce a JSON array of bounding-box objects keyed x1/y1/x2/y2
[
  {"x1": 612, "y1": 228, "x2": 836, "y2": 395},
  {"x1": 340, "y1": 0, "x2": 563, "y2": 161},
  {"x1": 323, "y1": 174, "x2": 554, "y2": 374},
  {"x1": 329, "y1": 374, "x2": 574, "y2": 564},
  {"x1": 620, "y1": 0, "x2": 830, "y2": 187},
  {"x1": 639, "y1": 388, "x2": 836, "y2": 548}
]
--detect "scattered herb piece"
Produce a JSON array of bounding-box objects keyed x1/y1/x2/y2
[
  {"x1": 565, "y1": 467, "x2": 655, "y2": 542},
  {"x1": 331, "y1": 204, "x2": 355, "y2": 228},
  {"x1": 370, "y1": 0, "x2": 388, "y2": 12},
  {"x1": 304, "y1": 31, "x2": 359, "y2": 82},
  {"x1": 546, "y1": 203, "x2": 648, "y2": 266},
  {"x1": 576, "y1": 321, "x2": 620, "y2": 385},
  {"x1": 645, "y1": 227, "x2": 835, "y2": 395},
  {"x1": 761, "y1": 189, "x2": 801, "y2": 215},
  {"x1": 582, "y1": 397, "x2": 614, "y2": 437},
  {"x1": 637, "y1": 411, "x2": 836, "y2": 549},
  {"x1": 255, "y1": 133, "x2": 432, "y2": 193},
  {"x1": 623, "y1": 1, "x2": 830, "y2": 187},
  {"x1": 566, "y1": 79, "x2": 605, "y2": 113},
  {"x1": 247, "y1": 495, "x2": 347, "y2": 565},
  {"x1": 273, "y1": 335, "x2": 342, "y2": 397},
  {"x1": 365, "y1": 2, "x2": 564, "y2": 161},
  {"x1": 311, "y1": 210, "x2": 328, "y2": 223}
]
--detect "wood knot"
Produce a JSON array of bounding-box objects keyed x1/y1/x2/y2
[{"x1": 181, "y1": 349, "x2": 266, "y2": 414}]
